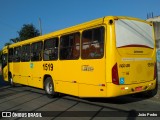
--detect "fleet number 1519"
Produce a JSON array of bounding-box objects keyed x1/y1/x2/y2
[{"x1": 43, "y1": 63, "x2": 53, "y2": 71}]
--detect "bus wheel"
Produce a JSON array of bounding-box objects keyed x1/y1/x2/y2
[
  {"x1": 44, "y1": 77, "x2": 57, "y2": 98},
  {"x1": 9, "y1": 75, "x2": 15, "y2": 87}
]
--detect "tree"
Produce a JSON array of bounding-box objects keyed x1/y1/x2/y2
[
  {"x1": 0, "y1": 50, "x2": 2, "y2": 63},
  {"x1": 10, "y1": 24, "x2": 40, "y2": 43},
  {"x1": 4, "y1": 42, "x2": 11, "y2": 46}
]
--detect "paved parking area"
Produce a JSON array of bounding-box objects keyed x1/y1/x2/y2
[{"x1": 0, "y1": 85, "x2": 160, "y2": 120}]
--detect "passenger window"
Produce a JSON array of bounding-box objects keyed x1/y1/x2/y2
[
  {"x1": 31, "y1": 41, "x2": 43, "y2": 61},
  {"x1": 43, "y1": 38, "x2": 58, "y2": 61},
  {"x1": 82, "y1": 26, "x2": 104, "y2": 59},
  {"x1": 60, "y1": 32, "x2": 80, "y2": 60},
  {"x1": 21, "y1": 44, "x2": 30, "y2": 62},
  {"x1": 13, "y1": 46, "x2": 21, "y2": 62}
]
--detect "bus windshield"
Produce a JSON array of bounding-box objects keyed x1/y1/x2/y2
[{"x1": 115, "y1": 19, "x2": 154, "y2": 49}]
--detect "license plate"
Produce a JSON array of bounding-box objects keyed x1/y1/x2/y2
[{"x1": 135, "y1": 86, "x2": 142, "y2": 91}]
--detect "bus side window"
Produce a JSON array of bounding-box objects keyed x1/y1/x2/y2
[
  {"x1": 31, "y1": 41, "x2": 43, "y2": 61},
  {"x1": 21, "y1": 44, "x2": 30, "y2": 62},
  {"x1": 82, "y1": 27, "x2": 104, "y2": 59},
  {"x1": 43, "y1": 37, "x2": 58, "y2": 61},
  {"x1": 13, "y1": 46, "x2": 21, "y2": 62},
  {"x1": 8, "y1": 48, "x2": 13, "y2": 62},
  {"x1": 60, "y1": 32, "x2": 80, "y2": 60},
  {"x1": 82, "y1": 29, "x2": 92, "y2": 59}
]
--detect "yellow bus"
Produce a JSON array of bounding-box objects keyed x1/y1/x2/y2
[{"x1": 1, "y1": 16, "x2": 157, "y2": 97}]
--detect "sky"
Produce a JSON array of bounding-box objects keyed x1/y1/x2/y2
[{"x1": 0, "y1": 0, "x2": 160, "y2": 49}]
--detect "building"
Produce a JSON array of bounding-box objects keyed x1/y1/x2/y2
[
  {"x1": 147, "y1": 16, "x2": 160, "y2": 77},
  {"x1": 147, "y1": 16, "x2": 160, "y2": 49},
  {"x1": 147, "y1": 16, "x2": 160, "y2": 22}
]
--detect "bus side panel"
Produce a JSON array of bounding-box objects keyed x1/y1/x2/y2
[
  {"x1": 54, "y1": 60, "x2": 79, "y2": 96},
  {"x1": 12, "y1": 62, "x2": 23, "y2": 84},
  {"x1": 20, "y1": 62, "x2": 31, "y2": 86},
  {"x1": 79, "y1": 84, "x2": 107, "y2": 97},
  {"x1": 28, "y1": 62, "x2": 43, "y2": 88},
  {"x1": 55, "y1": 80, "x2": 78, "y2": 96},
  {"x1": 78, "y1": 59, "x2": 106, "y2": 97},
  {"x1": 54, "y1": 59, "x2": 106, "y2": 97}
]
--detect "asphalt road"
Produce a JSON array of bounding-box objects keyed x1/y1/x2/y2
[
  {"x1": 0, "y1": 74, "x2": 160, "y2": 120},
  {"x1": 0, "y1": 83, "x2": 160, "y2": 120}
]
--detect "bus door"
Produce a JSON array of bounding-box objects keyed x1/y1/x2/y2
[
  {"x1": 20, "y1": 44, "x2": 31, "y2": 86},
  {"x1": 12, "y1": 46, "x2": 24, "y2": 84},
  {"x1": 56, "y1": 33, "x2": 80, "y2": 96},
  {"x1": 2, "y1": 52, "x2": 8, "y2": 81},
  {"x1": 79, "y1": 26, "x2": 106, "y2": 97},
  {"x1": 28, "y1": 41, "x2": 43, "y2": 88}
]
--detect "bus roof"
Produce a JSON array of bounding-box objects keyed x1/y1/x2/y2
[{"x1": 3, "y1": 16, "x2": 151, "y2": 49}]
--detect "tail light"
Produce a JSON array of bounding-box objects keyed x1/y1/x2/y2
[
  {"x1": 154, "y1": 62, "x2": 157, "y2": 80},
  {"x1": 112, "y1": 63, "x2": 119, "y2": 85}
]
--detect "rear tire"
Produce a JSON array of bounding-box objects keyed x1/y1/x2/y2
[{"x1": 44, "y1": 77, "x2": 58, "y2": 98}]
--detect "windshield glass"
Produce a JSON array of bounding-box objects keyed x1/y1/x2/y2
[{"x1": 115, "y1": 19, "x2": 154, "y2": 49}]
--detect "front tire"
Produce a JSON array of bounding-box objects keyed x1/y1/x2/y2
[
  {"x1": 44, "y1": 77, "x2": 58, "y2": 97},
  {"x1": 9, "y1": 75, "x2": 15, "y2": 87}
]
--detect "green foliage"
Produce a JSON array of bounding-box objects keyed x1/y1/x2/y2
[
  {"x1": 10, "y1": 24, "x2": 40, "y2": 43},
  {"x1": 4, "y1": 42, "x2": 11, "y2": 46},
  {"x1": 10, "y1": 37, "x2": 20, "y2": 43}
]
